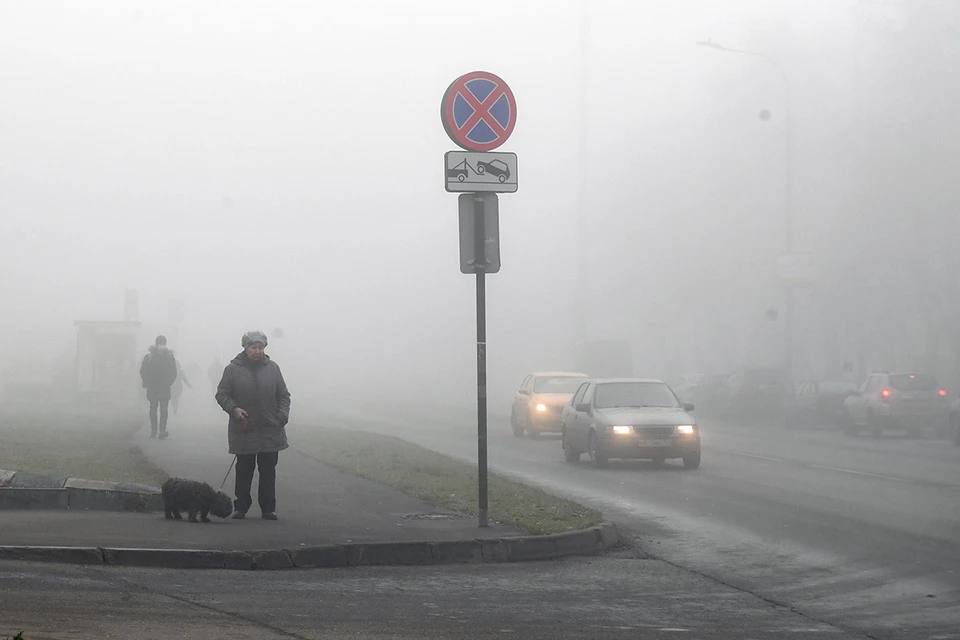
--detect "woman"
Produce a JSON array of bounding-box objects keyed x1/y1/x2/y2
[{"x1": 215, "y1": 330, "x2": 291, "y2": 520}]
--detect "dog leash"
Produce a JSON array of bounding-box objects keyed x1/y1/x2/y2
[{"x1": 219, "y1": 455, "x2": 237, "y2": 491}]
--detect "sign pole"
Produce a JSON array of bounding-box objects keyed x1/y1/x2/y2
[
  {"x1": 473, "y1": 194, "x2": 489, "y2": 528},
  {"x1": 442, "y1": 71, "x2": 517, "y2": 530}
]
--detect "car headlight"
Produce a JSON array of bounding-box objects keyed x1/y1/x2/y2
[
  {"x1": 612, "y1": 425, "x2": 633, "y2": 435},
  {"x1": 676, "y1": 425, "x2": 696, "y2": 435},
  {"x1": 535, "y1": 403, "x2": 548, "y2": 413}
]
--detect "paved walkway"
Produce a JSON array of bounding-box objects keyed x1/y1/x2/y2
[{"x1": 0, "y1": 401, "x2": 521, "y2": 550}]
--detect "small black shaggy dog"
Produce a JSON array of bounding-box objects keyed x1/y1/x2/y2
[{"x1": 162, "y1": 477, "x2": 234, "y2": 523}]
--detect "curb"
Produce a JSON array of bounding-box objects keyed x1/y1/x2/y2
[
  {"x1": 0, "y1": 522, "x2": 620, "y2": 571},
  {"x1": 0, "y1": 469, "x2": 162, "y2": 513}
]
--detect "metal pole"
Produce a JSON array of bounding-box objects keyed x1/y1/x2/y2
[
  {"x1": 782, "y1": 71, "x2": 795, "y2": 390},
  {"x1": 473, "y1": 194, "x2": 489, "y2": 528},
  {"x1": 574, "y1": 1, "x2": 589, "y2": 344}
]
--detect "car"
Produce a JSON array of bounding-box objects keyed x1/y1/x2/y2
[
  {"x1": 510, "y1": 371, "x2": 589, "y2": 437},
  {"x1": 476, "y1": 159, "x2": 510, "y2": 182},
  {"x1": 785, "y1": 380, "x2": 859, "y2": 428},
  {"x1": 715, "y1": 368, "x2": 789, "y2": 421},
  {"x1": 560, "y1": 378, "x2": 700, "y2": 469},
  {"x1": 841, "y1": 372, "x2": 950, "y2": 436}
]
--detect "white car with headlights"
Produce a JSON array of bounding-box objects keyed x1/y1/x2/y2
[{"x1": 560, "y1": 378, "x2": 701, "y2": 469}]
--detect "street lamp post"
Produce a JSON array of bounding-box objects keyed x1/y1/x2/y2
[
  {"x1": 575, "y1": 0, "x2": 590, "y2": 345},
  {"x1": 697, "y1": 39, "x2": 796, "y2": 387}
]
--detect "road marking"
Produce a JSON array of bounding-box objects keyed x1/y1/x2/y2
[
  {"x1": 805, "y1": 464, "x2": 909, "y2": 482},
  {"x1": 714, "y1": 446, "x2": 960, "y2": 488},
  {"x1": 723, "y1": 450, "x2": 785, "y2": 463}
]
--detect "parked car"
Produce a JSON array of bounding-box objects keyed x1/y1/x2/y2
[
  {"x1": 715, "y1": 368, "x2": 789, "y2": 422},
  {"x1": 785, "y1": 380, "x2": 859, "y2": 428},
  {"x1": 841, "y1": 372, "x2": 950, "y2": 436},
  {"x1": 510, "y1": 371, "x2": 589, "y2": 437},
  {"x1": 560, "y1": 378, "x2": 700, "y2": 469}
]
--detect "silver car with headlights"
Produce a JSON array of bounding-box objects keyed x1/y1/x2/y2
[{"x1": 560, "y1": 378, "x2": 701, "y2": 469}]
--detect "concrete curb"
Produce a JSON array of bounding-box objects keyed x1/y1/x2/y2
[
  {"x1": 0, "y1": 522, "x2": 621, "y2": 571},
  {"x1": 0, "y1": 469, "x2": 162, "y2": 513}
]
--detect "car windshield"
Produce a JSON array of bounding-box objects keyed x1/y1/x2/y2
[
  {"x1": 534, "y1": 377, "x2": 587, "y2": 393},
  {"x1": 594, "y1": 382, "x2": 679, "y2": 408},
  {"x1": 889, "y1": 373, "x2": 938, "y2": 391}
]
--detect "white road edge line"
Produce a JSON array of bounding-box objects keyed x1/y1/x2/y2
[
  {"x1": 723, "y1": 450, "x2": 785, "y2": 463},
  {"x1": 805, "y1": 464, "x2": 907, "y2": 482}
]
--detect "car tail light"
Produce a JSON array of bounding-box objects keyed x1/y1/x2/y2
[
  {"x1": 880, "y1": 388, "x2": 893, "y2": 401},
  {"x1": 939, "y1": 388, "x2": 948, "y2": 398}
]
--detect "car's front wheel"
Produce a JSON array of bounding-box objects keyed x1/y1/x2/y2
[
  {"x1": 588, "y1": 431, "x2": 608, "y2": 468},
  {"x1": 510, "y1": 409, "x2": 524, "y2": 438},
  {"x1": 683, "y1": 450, "x2": 701, "y2": 469},
  {"x1": 562, "y1": 432, "x2": 580, "y2": 463}
]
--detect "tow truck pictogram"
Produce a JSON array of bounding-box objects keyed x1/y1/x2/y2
[{"x1": 447, "y1": 158, "x2": 479, "y2": 182}]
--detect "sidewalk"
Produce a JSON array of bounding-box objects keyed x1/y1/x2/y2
[{"x1": 0, "y1": 402, "x2": 619, "y2": 568}]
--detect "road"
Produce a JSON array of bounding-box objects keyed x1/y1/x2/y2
[
  {"x1": 0, "y1": 552, "x2": 859, "y2": 640},
  {"x1": 325, "y1": 404, "x2": 960, "y2": 640}
]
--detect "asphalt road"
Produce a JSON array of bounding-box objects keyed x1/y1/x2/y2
[
  {"x1": 325, "y1": 405, "x2": 960, "y2": 640},
  {"x1": 0, "y1": 553, "x2": 862, "y2": 639}
]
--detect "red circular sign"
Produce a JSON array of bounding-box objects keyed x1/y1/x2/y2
[{"x1": 441, "y1": 71, "x2": 517, "y2": 152}]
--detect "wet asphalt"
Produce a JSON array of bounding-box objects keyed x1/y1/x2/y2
[{"x1": 322, "y1": 404, "x2": 960, "y2": 640}]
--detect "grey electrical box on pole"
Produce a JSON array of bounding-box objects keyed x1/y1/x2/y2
[{"x1": 458, "y1": 193, "x2": 500, "y2": 274}]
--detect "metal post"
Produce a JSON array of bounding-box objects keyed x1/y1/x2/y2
[{"x1": 473, "y1": 194, "x2": 489, "y2": 528}]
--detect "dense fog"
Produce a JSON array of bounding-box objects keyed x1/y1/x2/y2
[{"x1": 1, "y1": 0, "x2": 958, "y2": 410}]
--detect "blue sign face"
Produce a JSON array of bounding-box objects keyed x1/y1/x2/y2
[{"x1": 442, "y1": 71, "x2": 517, "y2": 152}]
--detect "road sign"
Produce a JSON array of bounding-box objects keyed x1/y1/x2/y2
[
  {"x1": 445, "y1": 151, "x2": 518, "y2": 193},
  {"x1": 458, "y1": 193, "x2": 500, "y2": 274},
  {"x1": 441, "y1": 71, "x2": 517, "y2": 152}
]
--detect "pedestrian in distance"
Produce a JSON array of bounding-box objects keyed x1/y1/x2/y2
[
  {"x1": 140, "y1": 335, "x2": 179, "y2": 439},
  {"x1": 215, "y1": 330, "x2": 291, "y2": 521}
]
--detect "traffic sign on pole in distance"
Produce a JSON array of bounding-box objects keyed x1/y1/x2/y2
[
  {"x1": 458, "y1": 193, "x2": 500, "y2": 274},
  {"x1": 445, "y1": 151, "x2": 517, "y2": 193},
  {"x1": 441, "y1": 71, "x2": 517, "y2": 152}
]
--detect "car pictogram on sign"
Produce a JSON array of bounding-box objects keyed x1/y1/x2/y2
[{"x1": 476, "y1": 160, "x2": 510, "y2": 183}]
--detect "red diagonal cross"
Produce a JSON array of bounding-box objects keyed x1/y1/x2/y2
[{"x1": 456, "y1": 83, "x2": 508, "y2": 140}]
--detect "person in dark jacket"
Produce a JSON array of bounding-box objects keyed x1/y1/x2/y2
[
  {"x1": 140, "y1": 335, "x2": 178, "y2": 439},
  {"x1": 215, "y1": 330, "x2": 291, "y2": 520}
]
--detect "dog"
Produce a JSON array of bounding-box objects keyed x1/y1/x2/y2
[{"x1": 161, "y1": 477, "x2": 233, "y2": 523}]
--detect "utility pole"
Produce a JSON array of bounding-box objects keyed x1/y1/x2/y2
[{"x1": 697, "y1": 40, "x2": 795, "y2": 386}]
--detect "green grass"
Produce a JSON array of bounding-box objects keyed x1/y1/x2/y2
[
  {"x1": 297, "y1": 426, "x2": 602, "y2": 535},
  {"x1": 0, "y1": 408, "x2": 167, "y2": 486}
]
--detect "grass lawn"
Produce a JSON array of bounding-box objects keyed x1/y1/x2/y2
[
  {"x1": 297, "y1": 426, "x2": 602, "y2": 535},
  {"x1": 0, "y1": 407, "x2": 167, "y2": 486}
]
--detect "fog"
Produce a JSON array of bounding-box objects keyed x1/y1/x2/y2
[{"x1": 2, "y1": 0, "x2": 958, "y2": 408}]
